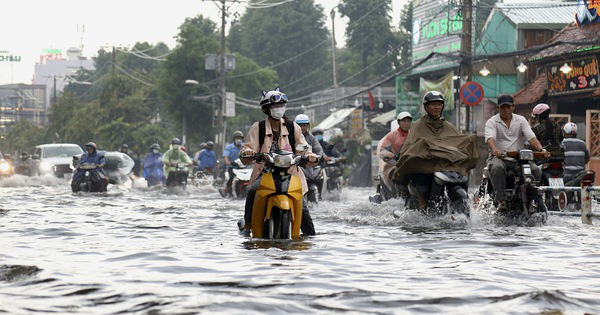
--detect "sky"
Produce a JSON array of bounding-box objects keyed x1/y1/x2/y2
[{"x1": 0, "y1": 0, "x2": 407, "y2": 85}]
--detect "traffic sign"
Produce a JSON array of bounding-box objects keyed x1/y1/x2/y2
[{"x1": 459, "y1": 82, "x2": 484, "y2": 106}]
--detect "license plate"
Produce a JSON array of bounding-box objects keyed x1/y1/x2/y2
[{"x1": 549, "y1": 177, "x2": 564, "y2": 188}]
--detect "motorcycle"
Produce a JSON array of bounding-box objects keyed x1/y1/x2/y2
[
  {"x1": 71, "y1": 157, "x2": 107, "y2": 193},
  {"x1": 247, "y1": 146, "x2": 312, "y2": 239},
  {"x1": 564, "y1": 170, "x2": 596, "y2": 209},
  {"x1": 370, "y1": 153, "x2": 409, "y2": 204},
  {"x1": 228, "y1": 159, "x2": 252, "y2": 198},
  {"x1": 166, "y1": 162, "x2": 189, "y2": 189},
  {"x1": 322, "y1": 157, "x2": 344, "y2": 195},
  {"x1": 15, "y1": 154, "x2": 32, "y2": 176},
  {"x1": 303, "y1": 163, "x2": 323, "y2": 204},
  {"x1": 477, "y1": 150, "x2": 548, "y2": 223},
  {"x1": 405, "y1": 171, "x2": 470, "y2": 217},
  {"x1": 539, "y1": 157, "x2": 567, "y2": 211},
  {"x1": 194, "y1": 167, "x2": 214, "y2": 187}
]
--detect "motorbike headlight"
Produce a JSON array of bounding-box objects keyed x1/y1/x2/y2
[
  {"x1": 273, "y1": 154, "x2": 292, "y2": 168},
  {"x1": 40, "y1": 161, "x2": 53, "y2": 172},
  {"x1": 519, "y1": 150, "x2": 534, "y2": 161},
  {"x1": 0, "y1": 161, "x2": 9, "y2": 172}
]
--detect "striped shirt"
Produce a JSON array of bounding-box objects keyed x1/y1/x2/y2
[{"x1": 562, "y1": 137, "x2": 589, "y2": 174}]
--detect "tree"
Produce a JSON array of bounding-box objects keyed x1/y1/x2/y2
[
  {"x1": 338, "y1": 0, "x2": 400, "y2": 85},
  {"x1": 159, "y1": 15, "x2": 278, "y2": 148},
  {"x1": 0, "y1": 122, "x2": 46, "y2": 155},
  {"x1": 228, "y1": 0, "x2": 330, "y2": 97},
  {"x1": 398, "y1": 0, "x2": 413, "y2": 68}
]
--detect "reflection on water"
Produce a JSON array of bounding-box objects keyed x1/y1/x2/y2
[{"x1": 0, "y1": 176, "x2": 600, "y2": 313}]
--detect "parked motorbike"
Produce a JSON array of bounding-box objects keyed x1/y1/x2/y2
[
  {"x1": 564, "y1": 170, "x2": 596, "y2": 209},
  {"x1": 166, "y1": 162, "x2": 189, "y2": 189},
  {"x1": 405, "y1": 171, "x2": 470, "y2": 217},
  {"x1": 477, "y1": 150, "x2": 548, "y2": 223},
  {"x1": 246, "y1": 146, "x2": 313, "y2": 239}
]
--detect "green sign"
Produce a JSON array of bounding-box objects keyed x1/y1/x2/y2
[{"x1": 396, "y1": 77, "x2": 420, "y2": 118}]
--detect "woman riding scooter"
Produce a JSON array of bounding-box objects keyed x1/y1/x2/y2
[{"x1": 239, "y1": 87, "x2": 318, "y2": 237}]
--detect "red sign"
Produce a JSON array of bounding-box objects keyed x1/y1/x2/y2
[{"x1": 459, "y1": 82, "x2": 484, "y2": 106}]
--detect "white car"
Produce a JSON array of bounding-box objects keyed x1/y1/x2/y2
[{"x1": 30, "y1": 144, "x2": 83, "y2": 178}]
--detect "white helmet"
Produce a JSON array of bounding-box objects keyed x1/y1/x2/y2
[
  {"x1": 397, "y1": 112, "x2": 412, "y2": 121},
  {"x1": 294, "y1": 114, "x2": 310, "y2": 124},
  {"x1": 563, "y1": 122, "x2": 577, "y2": 135}
]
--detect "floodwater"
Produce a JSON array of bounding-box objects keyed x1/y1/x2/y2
[{"x1": 1, "y1": 175, "x2": 600, "y2": 314}]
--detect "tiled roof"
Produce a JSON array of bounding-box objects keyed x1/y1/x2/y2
[
  {"x1": 496, "y1": 2, "x2": 576, "y2": 27},
  {"x1": 530, "y1": 22, "x2": 600, "y2": 61},
  {"x1": 514, "y1": 73, "x2": 547, "y2": 105}
]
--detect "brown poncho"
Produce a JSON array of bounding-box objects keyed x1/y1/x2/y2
[{"x1": 393, "y1": 114, "x2": 479, "y2": 180}]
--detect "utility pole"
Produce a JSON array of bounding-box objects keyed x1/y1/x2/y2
[
  {"x1": 53, "y1": 76, "x2": 57, "y2": 105},
  {"x1": 112, "y1": 46, "x2": 116, "y2": 76},
  {"x1": 461, "y1": 0, "x2": 473, "y2": 132},
  {"x1": 330, "y1": 8, "x2": 338, "y2": 88},
  {"x1": 217, "y1": 0, "x2": 226, "y2": 156}
]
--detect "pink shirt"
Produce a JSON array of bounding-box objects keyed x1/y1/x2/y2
[
  {"x1": 377, "y1": 129, "x2": 408, "y2": 187},
  {"x1": 240, "y1": 118, "x2": 312, "y2": 194}
]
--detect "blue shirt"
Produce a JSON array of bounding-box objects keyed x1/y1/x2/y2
[
  {"x1": 224, "y1": 143, "x2": 242, "y2": 167},
  {"x1": 198, "y1": 150, "x2": 217, "y2": 169},
  {"x1": 74, "y1": 151, "x2": 106, "y2": 181},
  {"x1": 143, "y1": 152, "x2": 165, "y2": 183}
]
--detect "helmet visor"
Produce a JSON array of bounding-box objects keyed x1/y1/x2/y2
[{"x1": 270, "y1": 93, "x2": 288, "y2": 104}]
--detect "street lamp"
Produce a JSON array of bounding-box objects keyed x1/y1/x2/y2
[
  {"x1": 517, "y1": 62, "x2": 528, "y2": 73},
  {"x1": 479, "y1": 65, "x2": 490, "y2": 77},
  {"x1": 560, "y1": 63, "x2": 572, "y2": 74}
]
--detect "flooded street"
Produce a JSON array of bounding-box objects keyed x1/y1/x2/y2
[{"x1": 1, "y1": 176, "x2": 600, "y2": 314}]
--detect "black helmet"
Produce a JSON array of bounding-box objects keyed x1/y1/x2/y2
[
  {"x1": 171, "y1": 138, "x2": 181, "y2": 145},
  {"x1": 423, "y1": 91, "x2": 444, "y2": 106},
  {"x1": 232, "y1": 131, "x2": 244, "y2": 140},
  {"x1": 260, "y1": 86, "x2": 288, "y2": 115},
  {"x1": 85, "y1": 142, "x2": 97, "y2": 150},
  {"x1": 150, "y1": 143, "x2": 160, "y2": 150},
  {"x1": 120, "y1": 144, "x2": 129, "y2": 149},
  {"x1": 206, "y1": 141, "x2": 214, "y2": 148}
]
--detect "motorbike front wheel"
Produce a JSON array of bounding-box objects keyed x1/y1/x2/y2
[{"x1": 268, "y1": 208, "x2": 291, "y2": 239}]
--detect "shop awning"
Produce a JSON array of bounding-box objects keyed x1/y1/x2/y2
[
  {"x1": 370, "y1": 110, "x2": 396, "y2": 125},
  {"x1": 314, "y1": 107, "x2": 358, "y2": 130},
  {"x1": 513, "y1": 74, "x2": 547, "y2": 106}
]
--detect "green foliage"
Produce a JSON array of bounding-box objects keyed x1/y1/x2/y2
[
  {"x1": 338, "y1": 0, "x2": 400, "y2": 85},
  {"x1": 398, "y1": 0, "x2": 413, "y2": 68},
  {"x1": 228, "y1": 0, "x2": 330, "y2": 96},
  {"x1": 0, "y1": 122, "x2": 47, "y2": 155}
]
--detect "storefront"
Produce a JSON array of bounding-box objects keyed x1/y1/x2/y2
[{"x1": 515, "y1": 18, "x2": 600, "y2": 182}]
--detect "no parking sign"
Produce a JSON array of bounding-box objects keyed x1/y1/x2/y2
[{"x1": 459, "y1": 82, "x2": 484, "y2": 106}]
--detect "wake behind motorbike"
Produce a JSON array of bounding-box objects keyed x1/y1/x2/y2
[
  {"x1": 477, "y1": 150, "x2": 548, "y2": 223},
  {"x1": 405, "y1": 171, "x2": 470, "y2": 217},
  {"x1": 194, "y1": 167, "x2": 214, "y2": 187},
  {"x1": 246, "y1": 146, "x2": 313, "y2": 240}
]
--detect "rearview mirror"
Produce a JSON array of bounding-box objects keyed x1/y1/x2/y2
[{"x1": 296, "y1": 144, "x2": 311, "y2": 152}]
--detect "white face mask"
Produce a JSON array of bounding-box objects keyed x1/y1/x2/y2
[
  {"x1": 172, "y1": 145, "x2": 180, "y2": 150},
  {"x1": 234, "y1": 139, "x2": 243, "y2": 146},
  {"x1": 152, "y1": 149, "x2": 159, "y2": 154},
  {"x1": 270, "y1": 107, "x2": 286, "y2": 120}
]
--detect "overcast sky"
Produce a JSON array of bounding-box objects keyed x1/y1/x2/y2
[{"x1": 0, "y1": 0, "x2": 409, "y2": 85}]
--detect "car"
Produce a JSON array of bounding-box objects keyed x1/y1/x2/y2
[
  {"x1": 0, "y1": 151, "x2": 14, "y2": 177},
  {"x1": 30, "y1": 144, "x2": 84, "y2": 178}
]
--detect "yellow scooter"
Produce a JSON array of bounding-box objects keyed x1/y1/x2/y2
[{"x1": 248, "y1": 149, "x2": 311, "y2": 239}]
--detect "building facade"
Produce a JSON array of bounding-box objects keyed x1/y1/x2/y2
[{"x1": 0, "y1": 84, "x2": 47, "y2": 132}]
